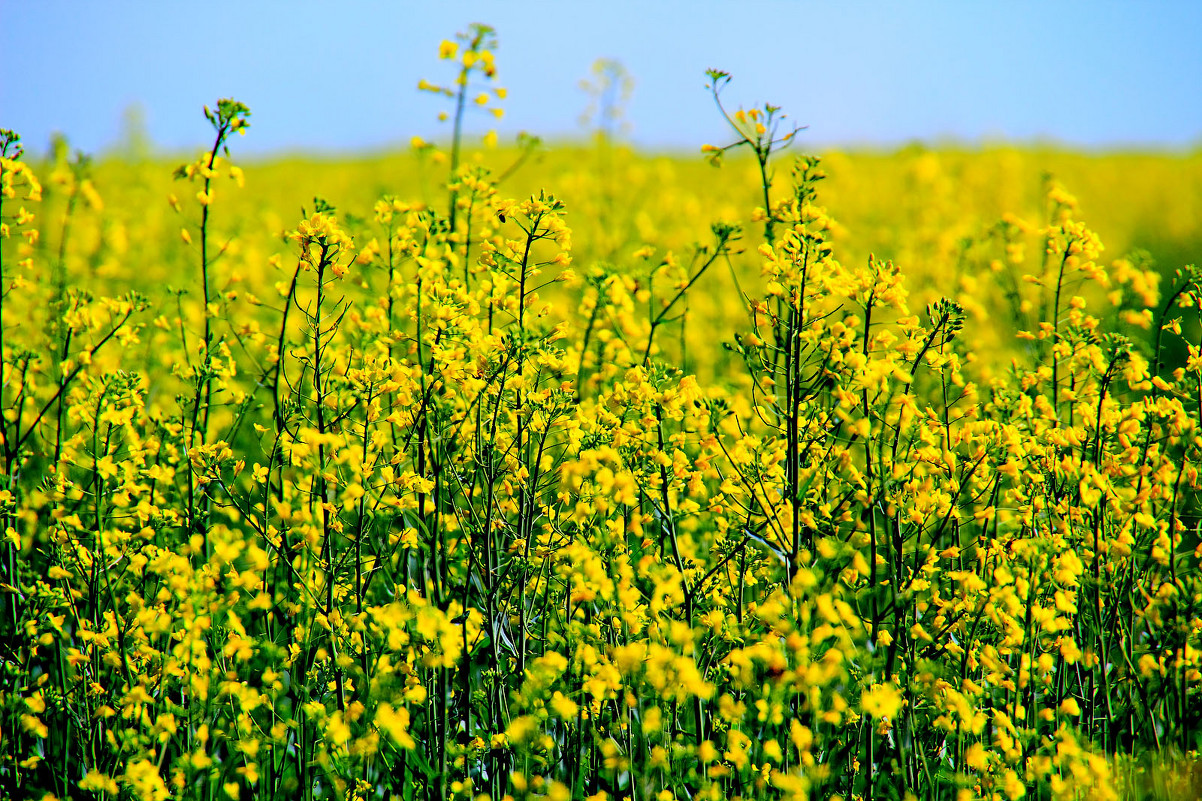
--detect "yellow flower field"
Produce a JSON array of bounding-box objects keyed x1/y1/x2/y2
[{"x1": 2, "y1": 25, "x2": 1202, "y2": 801}]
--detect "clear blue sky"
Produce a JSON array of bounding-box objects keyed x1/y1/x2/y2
[{"x1": 3, "y1": 1, "x2": 1201, "y2": 157}]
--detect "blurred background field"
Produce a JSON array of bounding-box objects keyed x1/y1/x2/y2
[{"x1": 38, "y1": 141, "x2": 1202, "y2": 385}]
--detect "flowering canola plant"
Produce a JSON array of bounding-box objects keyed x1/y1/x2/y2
[{"x1": 1, "y1": 28, "x2": 1202, "y2": 801}]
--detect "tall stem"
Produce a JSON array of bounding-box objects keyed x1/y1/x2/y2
[{"x1": 447, "y1": 65, "x2": 470, "y2": 234}]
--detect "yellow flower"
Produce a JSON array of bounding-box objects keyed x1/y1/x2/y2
[
  {"x1": 550, "y1": 691, "x2": 579, "y2": 720},
  {"x1": 376, "y1": 704, "x2": 415, "y2": 749},
  {"x1": 79, "y1": 772, "x2": 119, "y2": 794},
  {"x1": 861, "y1": 683, "x2": 902, "y2": 719},
  {"x1": 20, "y1": 714, "x2": 48, "y2": 738}
]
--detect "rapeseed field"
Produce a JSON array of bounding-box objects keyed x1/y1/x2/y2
[{"x1": 2, "y1": 25, "x2": 1201, "y2": 801}]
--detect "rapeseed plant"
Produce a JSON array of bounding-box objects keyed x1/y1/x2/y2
[{"x1": 0, "y1": 26, "x2": 1200, "y2": 801}]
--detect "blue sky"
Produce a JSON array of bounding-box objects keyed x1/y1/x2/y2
[{"x1": 3, "y1": 1, "x2": 1200, "y2": 157}]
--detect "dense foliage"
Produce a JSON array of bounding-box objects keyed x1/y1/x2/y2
[{"x1": 2, "y1": 26, "x2": 1202, "y2": 801}]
